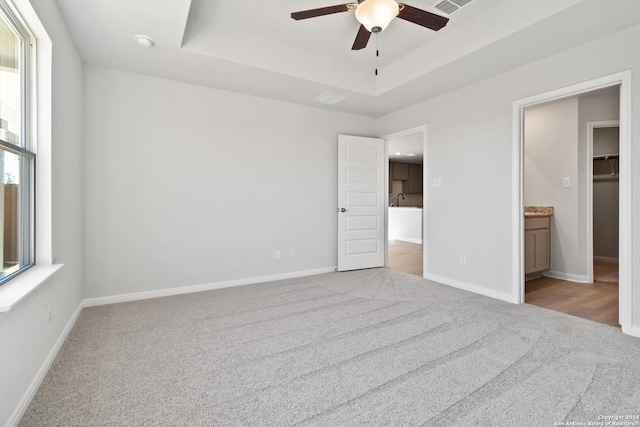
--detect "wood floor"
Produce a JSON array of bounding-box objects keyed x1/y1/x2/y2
[
  {"x1": 525, "y1": 259, "x2": 619, "y2": 327},
  {"x1": 388, "y1": 240, "x2": 423, "y2": 277},
  {"x1": 388, "y1": 242, "x2": 619, "y2": 327}
]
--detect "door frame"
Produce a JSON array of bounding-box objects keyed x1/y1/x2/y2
[
  {"x1": 512, "y1": 70, "x2": 633, "y2": 335},
  {"x1": 381, "y1": 125, "x2": 428, "y2": 275},
  {"x1": 586, "y1": 119, "x2": 620, "y2": 283}
]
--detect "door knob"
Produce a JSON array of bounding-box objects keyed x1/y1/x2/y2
[{"x1": 340, "y1": 208, "x2": 347, "y2": 212}]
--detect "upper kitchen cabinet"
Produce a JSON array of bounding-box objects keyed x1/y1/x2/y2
[
  {"x1": 389, "y1": 161, "x2": 422, "y2": 194},
  {"x1": 403, "y1": 164, "x2": 423, "y2": 194},
  {"x1": 391, "y1": 162, "x2": 409, "y2": 181}
]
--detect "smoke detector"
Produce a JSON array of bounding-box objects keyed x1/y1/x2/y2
[{"x1": 135, "y1": 35, "x2": 154, "y2": 48}]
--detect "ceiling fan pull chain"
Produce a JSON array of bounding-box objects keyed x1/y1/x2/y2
[{"x1": 375, "y1": 32, "x2": 379, "y2": 76}]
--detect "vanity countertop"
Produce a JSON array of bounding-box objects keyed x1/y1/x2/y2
[{"x1": 524, "y1": 206, "x2": 554, "y2": 217}]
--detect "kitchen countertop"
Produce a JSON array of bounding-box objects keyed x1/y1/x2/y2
[{"x1": 524, "y1": 206, "x2": 554, "y2": 217}]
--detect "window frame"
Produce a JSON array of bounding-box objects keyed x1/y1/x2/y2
[{"x1": 0, "y1": 0, "x2": 36, "y2": 286}]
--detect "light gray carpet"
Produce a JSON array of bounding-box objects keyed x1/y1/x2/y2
[{"x1": 19, "y1": 268, "x2": 640, "y2": 426}]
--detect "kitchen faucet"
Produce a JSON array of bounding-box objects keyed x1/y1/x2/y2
[{"x1": 396, "y1": 193, "x2": 405, "y2": 207}]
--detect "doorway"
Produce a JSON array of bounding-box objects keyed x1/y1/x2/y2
[
  {"x1": 383, "y1": 126, "x2": 427, "y2": 277},
  {"x1": 522, "y1": 87, "x2": 621, "y2": 326},
  {"x1": 513, "y1": 72, "x2": 632, "y2": 334},
  {"x1": 589, "y1": 121, "x2": 620, "y2": 289}
]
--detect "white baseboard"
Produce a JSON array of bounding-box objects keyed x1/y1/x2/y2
[
  {"x1": 622, "y1": 325, "x2": 640, "y2": 338},
  {"x1": 83, "y1": 267, "x2": 337, "y2": 308},
  {"x1": 392, "y1": 237, "x2": 422, "y2": 245},
  {"x1": 593, "y1": 256, "x2": 619, "y2": 263},
  {"x1": 544, "y1": 270, "x2": 591, "y2": 283},
  {"x1": 423, "y1": 273, "x2": 517, "y2": 304},
  {"x1": 7, "y1": 301, "x2": 84, "y2": 427}
]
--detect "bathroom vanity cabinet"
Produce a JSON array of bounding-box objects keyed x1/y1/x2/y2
[{"x1": 525, "y1": 216, "x2": 550, "y2": 276}]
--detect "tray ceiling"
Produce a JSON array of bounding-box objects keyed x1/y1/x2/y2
[{"x1": 55, "y1": 0, "x2": 640, "y2": 117}]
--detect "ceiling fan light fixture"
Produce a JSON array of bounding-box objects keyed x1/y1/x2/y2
[{"x1": 355, "y1": 0, "x2": 400, "y2": 33}]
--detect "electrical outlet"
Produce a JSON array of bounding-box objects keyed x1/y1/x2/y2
[
  {"x1": 563, "y1": 177, "x2": 571, "y2": 188},
  {"x1": 290, "y1": 247, "x2": 296, "y2": 258},
  {"x1": 432, "y1": 177, "x2": 442, "y2": 187},
  {"x1": 274, "y1": 250, "x2": 281, "y2": 260},
  {"x1": 47, "y1": 304, "x2": 52, "y2": 323},
  {"x1": 459, "y1": 255, "x2": 466, "y2": 266}
]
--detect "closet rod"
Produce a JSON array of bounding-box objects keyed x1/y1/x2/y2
[{"x1": 593, "y1": 154, "x2": 619, "y2": 160}]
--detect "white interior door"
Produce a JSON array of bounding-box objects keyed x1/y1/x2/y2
[{"x1": 337, "y1": 134, "x2": 385, "y2": 271}]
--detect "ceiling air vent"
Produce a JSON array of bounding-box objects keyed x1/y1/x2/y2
[
  {"x1": 313, "y1": 92, "x2": 348, "y2": 105},
  {"x1": 434, "y1": 0, "x2": 473, "y2": 15},
  {"x1": 434, "y1": 0, "x2": 459, "y2": 14}
]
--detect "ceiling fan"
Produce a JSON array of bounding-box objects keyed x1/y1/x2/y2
[{"x1": 291, "y1": 0, "x2": 449, "y2": 50}]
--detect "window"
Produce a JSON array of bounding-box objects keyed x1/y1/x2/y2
[{"x1": 0, "y1": 0, "x2": 34, "y2": 285}]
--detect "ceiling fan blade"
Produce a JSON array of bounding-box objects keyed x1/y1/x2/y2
[
  {"x1": 291, "y1": 4, "x2": 353, "y2": 20},
  {"x1": 397, "y1": 4, "x2": 449, "y2": 31},
  {"x1": 352, "y1": 25, "x2": 371, "y2": 50}
]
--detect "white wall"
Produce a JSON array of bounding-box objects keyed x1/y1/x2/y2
[
  {"x1": 524, "y1": 97, "x2": 580, "y2": 278},
  {"x1": 82, "y1": 65, "x2": 376, "y2": 299},
  {"x1": 0, "y1": 0, "x2": 84, "y2": 425},
  {"x1": 376, "y1": 23, "x2": 640, "y2": 329}
]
